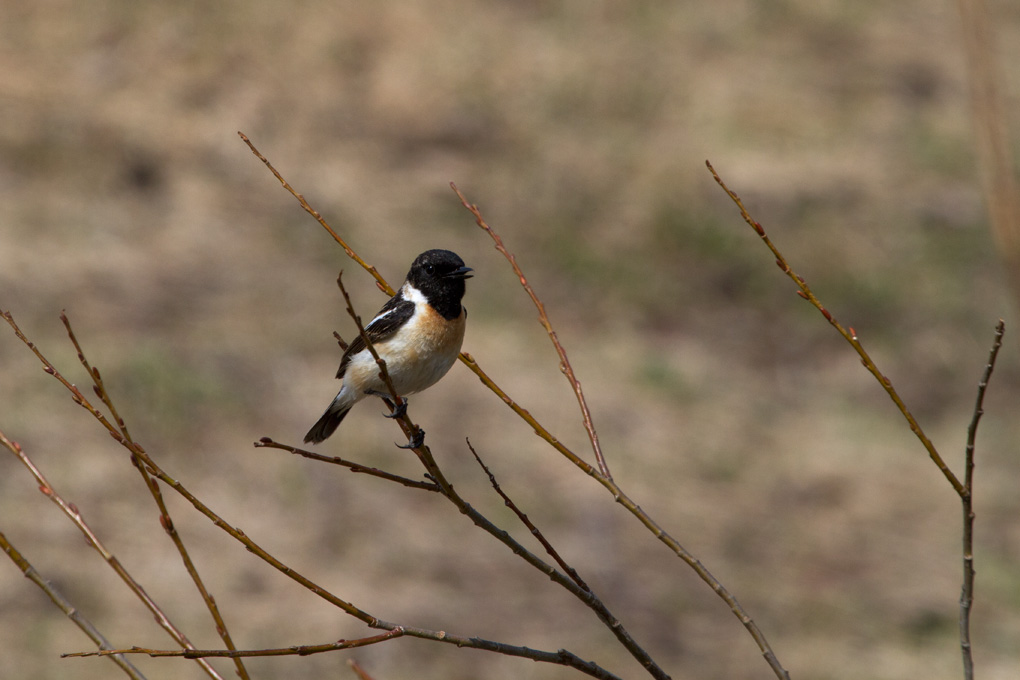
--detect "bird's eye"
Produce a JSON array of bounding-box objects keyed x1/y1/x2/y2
[{"x1": 425, "y1": 264, "x2": 436, "y2": 275}]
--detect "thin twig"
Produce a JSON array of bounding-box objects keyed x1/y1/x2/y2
[
  {"x1": 66, "y1": 629, "x2": 405, "y2": 659},
  {"x1": 611, "y1": 482, "x2": 790, "y2": 677},
  {"x1": 960, "y1": 318, "x2": 1005, "y2": 680},
  {"x1": 451, "y1": 182, "x2": 610, "y2": 480},
  {"x1": 0, "y1": 419, "x2": 224, "y2": 680},
  {"x1": 707, "y1": 160, "x2": 965, "y2": 496},
  {"x1": 60, "y1": 312, "x2": 250, "y2": 680},
  {"x1": 61, "y1": 312, "x2": 136, "y2": 442},
  {"x1": 348, "y1": 659, "x2": 378, "y2": 680},
  {"x1": 237, "y1": 132, "x2": 395, "y2": 296},
  {"x1": 0, "y1": 525, "x2": 148, "y2": 680},
  {"x1": 255, "y1": 437, "x2": 440, "y2": 491},
  {"x1": 459, "y1": 352, "x2": 600, "y2": 476},
  {"x1": 466, "y1": 438, "x2": 591, "y2": 593}
]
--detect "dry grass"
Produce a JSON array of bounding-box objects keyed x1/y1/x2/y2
[{"x1": 2, "y1": 2, "x2": 1019, "y2": 679}]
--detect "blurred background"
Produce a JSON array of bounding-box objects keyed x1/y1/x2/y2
[{"x1": 2, "y1": 2, "x2": 1019, "y2": 679}]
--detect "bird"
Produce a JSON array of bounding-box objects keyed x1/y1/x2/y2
[{"x1": 304, "y1": 249, "x2": 472, "y2": 446}]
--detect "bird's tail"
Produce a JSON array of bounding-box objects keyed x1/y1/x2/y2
[{"x1": 303, "y1": 402, "x2": 352, "y2": 444}]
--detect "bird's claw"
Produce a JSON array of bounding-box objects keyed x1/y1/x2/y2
[
  {"x1": 396, "y1": 427, "x2": 425, "y2": 450},
  {"x1": 384, "y1": 398, "x2": 408, "y2": 419}
]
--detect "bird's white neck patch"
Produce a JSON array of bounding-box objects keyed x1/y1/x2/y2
[{"x1": 402, "y1": 283, "x2": 428, "y2": 306}]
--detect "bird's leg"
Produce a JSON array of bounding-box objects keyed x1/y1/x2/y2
[{"x1": 366, "y1": 390, "x2": 409, "y2": 419}]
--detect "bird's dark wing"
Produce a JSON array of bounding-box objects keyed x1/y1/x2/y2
[{"x1": 336, "y1": 295, "x2": 416, "y2": 379}]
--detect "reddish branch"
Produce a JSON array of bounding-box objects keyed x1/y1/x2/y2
[{"x1": 450, "y1": 182, "x2": 611, "y2": 480}]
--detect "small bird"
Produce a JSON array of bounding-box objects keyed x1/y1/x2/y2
[{"x1": 304, "y1": 249, "x2": 472, "y2": 445}]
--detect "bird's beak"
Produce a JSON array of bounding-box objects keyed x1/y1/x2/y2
[{"x1": 446, "y1": 266, "x2": 473, "y2": 279}]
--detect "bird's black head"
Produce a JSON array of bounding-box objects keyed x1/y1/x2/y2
[{"x1": 406, "y1": 249, "x2": 472, "y2": 320}]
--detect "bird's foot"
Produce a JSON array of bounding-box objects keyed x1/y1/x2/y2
[
  {"x1": 366, "y1": 390, "x2": 408, "y2": 419},
  {"x1": 384, "y1": 397, "x2": 408, "y2": 419},
  {"x1": 396, "y1": 427, "x2": 425, "y2": 450}
]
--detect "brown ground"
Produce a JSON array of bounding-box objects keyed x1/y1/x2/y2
[{"x1": 2, "y1": 2, "x2": 1020, "y2": 679}]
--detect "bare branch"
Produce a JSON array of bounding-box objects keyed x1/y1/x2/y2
[
  {"x1": 706, "y1": 160, "x2": 965, "y2": 497},
  {"x1": 0, "y1": 526, "x2": 148, "y2": 680},
  {"x1": 60, "y1": 312, "x2": 250, "y2": 680},
  {"x1": 960, "y1": 318, "x2": 1005, "y2": 680},
  {"x1": 451, "y1": 182, "x2": 610, "y2": 480},
  {"x1": 348, "y1": 659, "x2": 378, "y2": 680},
  {"x1": 255, "y1": 437, "x2": 441, "y2": 491},
  {"x1": 458, "y1": 352, "x2": 600, "y2": 477},
  {"x1": 467, "y1": 438, "x2": 591, "y2": 593},
  {"x1": 0, "y1": 423, "x2": 225, "y2": 680},
  {"x1": 66, "y1": 629, "x2": 405, "y2": 659},
  {"x1": 334, "y1": 330, "x2": 350, "y2": 351},
  {"x1": 237, "y1": 132, "x2": 395, "y2": 296}
]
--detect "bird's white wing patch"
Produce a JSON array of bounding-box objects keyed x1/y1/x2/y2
[{"x1": 368, "y1": 307, "x2": 395, "y2": 326}]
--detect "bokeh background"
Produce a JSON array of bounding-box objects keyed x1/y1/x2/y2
[{"x1": 2, "y1": 2, "x2": 1019, "y2": 679}]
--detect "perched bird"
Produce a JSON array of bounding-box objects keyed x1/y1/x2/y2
[{"x1": 304, "y1": 249, "x2": 472, "y2": 445}]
